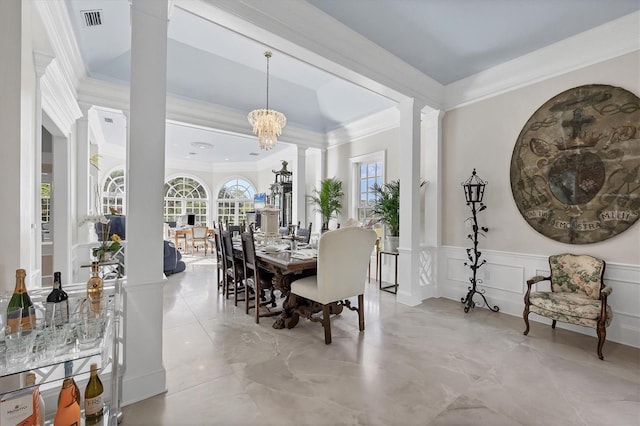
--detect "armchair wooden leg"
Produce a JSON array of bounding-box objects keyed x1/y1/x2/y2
[
  {"x1": 322, "y1": 304, "x2": 332, "y2": 344},
  {"x1": 523, "y1": 304, "x2": 530, "y2": 335},
  {"x1": 552, "y1": 320, "x2": 557, "y2": 329},
  {"x1": 597, "y1": 321, "x2": 606, "y2": 360},
  {"x1": 358, "y1": 294, "x2": 365, "y2": 332}
]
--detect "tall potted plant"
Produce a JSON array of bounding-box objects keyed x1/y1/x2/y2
[
  {"x1": 308, "y1": 177, "x2": 344, "y2": 232},
  {"x1": 372, "y1": 179, "x2": 424, "y2": 251},
  {"x1": 371, "y1": 180, "x2": 401, "y2": 251}
]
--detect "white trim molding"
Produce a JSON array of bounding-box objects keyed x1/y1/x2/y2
[
  {"x1": 327, "y1": 107, "x2": 399, "y2": 147},
  {"x1": 444, "y1": 11, "x2": 640, "y2": 110},
  {"x1": 437, "y1": 246, "x2": 640, "y2": 349}
]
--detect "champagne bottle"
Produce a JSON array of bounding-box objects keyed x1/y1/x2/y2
[
  {"x1": 53, "y1": 377, "x2": 81, "y2": 426},
  {"x1": 84, "y1": 363, "x2": 104, "y2": 422},
  {"x1": 25, "y1": 372, "x2": 46, "y2": 426},
  {"x1": 87, "y1": 262, "x2": 103, "y2": 315},
  {"x1": 7, "y1": 268, "x2": 35, "y2": 332},
  {"x1": 46, "y1": 271, "x2": 69, "y2": 326}
]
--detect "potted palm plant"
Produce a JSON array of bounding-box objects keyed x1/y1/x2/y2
[
  {"x1": 372, "y1": 179, "x2": 424, "y2": 251},
  {"x1": 371, "y1": 180, "x2": 400, "y2": 251},
  {"x1": 308, "y1": 177, "x2": 344, "y2": 232}
]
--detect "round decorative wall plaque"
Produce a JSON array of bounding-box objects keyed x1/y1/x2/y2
[{"x1": 510, "y1": 84, "x2": 640, "y2": 244}]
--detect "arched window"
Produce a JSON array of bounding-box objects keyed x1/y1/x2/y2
[
  {"x1": 164, "y1": 176, "x2": 209, "y2": 225},
  {"x1": 216, "y1": 178, "x2": 256, "y2": 226},
  {"x1": 102, "y1": 168, "x2": 126, "y2": 215}
]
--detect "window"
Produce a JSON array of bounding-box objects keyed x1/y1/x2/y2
[
  {"x1": 350, "y1": 152, "x2": 385, "y2": 223},
  {"x1": 164, "y1": 176, "x2": 209, "y2": 224},
  {"x1": 41, "y1": 183, "x2": 51, "y2": 223},
  {"x1": 216, "y1": 178, "x2": 256, "y2": 226},
  {"x1": 102, "y1": 169, "x2": 125, "y2": 215}
]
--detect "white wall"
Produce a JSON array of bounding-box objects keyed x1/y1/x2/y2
[
  {"x1": 326, "y1": 127, "x2": 401, "y2": 225},
  {"x1": 439, "y1": 51, "x2": 640, "y2": 347}
]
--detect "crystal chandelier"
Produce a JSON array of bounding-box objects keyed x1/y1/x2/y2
[{"x1": 247, "y1": 51, "x2": 286, "y2": 150}]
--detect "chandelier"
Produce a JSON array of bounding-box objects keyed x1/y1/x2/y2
[{"x1": 247, "y1": 51, "x2": 286, "y2": 150}]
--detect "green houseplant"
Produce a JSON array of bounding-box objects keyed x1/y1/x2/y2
[
  {"x1": 371, "y1": 180, "x2": 401, "y2": 237},
  {"x1": 372, "y1": 179, "x2": 424, "y2": 250},
  {"x1": 308, "y1": 177, "x2": 344, "y2": 231}
]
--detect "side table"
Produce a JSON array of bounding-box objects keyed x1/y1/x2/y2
[{"x1": 378, "y1": 250, "x2": 399, "y2": 294}]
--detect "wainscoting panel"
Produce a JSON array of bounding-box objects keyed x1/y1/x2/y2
[{"x1": 436, "y1": 246, "x2": 640, "y2": 349}]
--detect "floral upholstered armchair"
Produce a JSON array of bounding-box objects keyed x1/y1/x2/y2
[{"x1": 523, "y1": 254, "x2": 613, "y2": 360}]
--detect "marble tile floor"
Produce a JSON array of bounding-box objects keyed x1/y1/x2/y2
[{"x1": 121, "y1": 259, "x2": 640, "y2": 426}]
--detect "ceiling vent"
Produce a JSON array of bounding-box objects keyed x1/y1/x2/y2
[
  {"x1": 104, "y1": 117, "x2": 113, "y2": 124},
  {"x1": 249, "y1": 152, "x2": 260, "y2": 156},
  {"x1": 81, "y1": 10, "x2": 103, "y2": 27}
]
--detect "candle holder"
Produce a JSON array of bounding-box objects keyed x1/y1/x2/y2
[{"x1": 461, "y1": 169, "x2": 499, "y2": 313}]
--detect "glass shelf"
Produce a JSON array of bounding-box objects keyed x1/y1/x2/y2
[{"x1": 0, "y1": 278, "x2": 123, "y2": 425}]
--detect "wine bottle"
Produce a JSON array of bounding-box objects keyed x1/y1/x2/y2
[
  {"x1": 6, "y1": 269, "x2": 35, "y2": 332},
  {"x1": 84, "y1": 363, "x2": 104, "y2": 422},
  {"x1": 46, "y1": 271, "x2": 69, "y2": 326},
  {"x1": 58, "y1": 361, "x2": 81, "y2": 407},
  {"x1": 87, "y1": 262, "x2": 103, "y2": 315},
  {"x1": 53, "y1": 377, "x2": 81, "y2": 426},
  {"x1": 25, "y1": 372, "x2": 45, "y2": 426}
]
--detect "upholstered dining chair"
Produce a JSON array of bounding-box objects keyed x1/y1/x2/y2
[
  {"x1": 290, "y1": 226, "x2": 377, "y2": 344},
  {"x1": 296, "y1": 222, "x2": 313, "y2": 244},
  {"x1": 240, "y1": 229, "x2": 277, "y2": 323},
  {"x1": 191, "y1": 225, "x2": 209, "y2": 254},
  {"x1": 523, "y1": 253, "x2": 613, "y2": 360},
  {"x1": 221, "y1": 229, "x2": 245, "y2": 305}
]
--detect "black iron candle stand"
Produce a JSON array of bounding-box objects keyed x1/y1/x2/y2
[{"x1": 461, "y1": 169, "x2": 499, "y2": 313}]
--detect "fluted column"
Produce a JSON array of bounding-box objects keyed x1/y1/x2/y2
[{"x1": 122, "y1": 0, "x2": 168, "y2": 405}]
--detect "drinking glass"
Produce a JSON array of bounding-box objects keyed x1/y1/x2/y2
[
  {"x1": 73, "y1": 298, "x2": 108, "y2": 350},
  {"x1": 5, "y1": 307, "x2": 38, "y2": 365}
]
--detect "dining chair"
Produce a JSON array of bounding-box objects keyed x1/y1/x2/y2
[
  {"x1": 191, "y1": 225, "x2": 209, "y2": 254},
  {"x1": 290, "y1": 226, "x2": 377, "y2": 344},
  {"x1": 240, "y1": 230, "x2": 277, "y2": 323},
  {"x1": 296, "y1": 222, "x2": 313, "y2": 244},
  {"x1": 213, "y1": 228, "x2": 225, "y2": 294},
  {"x1": 221, "y1": 229, "x2": 245, "y2": 305}
]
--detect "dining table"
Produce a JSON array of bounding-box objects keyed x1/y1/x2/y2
[
  {"x1": 233, "y1": 239, "x2": 318, "y2": 329},
  {"x1": 169, "y1": 227, "x2": 192, "y2": 252}
]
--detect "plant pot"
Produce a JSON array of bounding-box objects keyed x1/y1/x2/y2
[
  {"x1": 385, "y1": 236, "x2": 399, "y2": 253},
  {"x1": 98, "y1": 252, "x2": 112, "y2": 262}
]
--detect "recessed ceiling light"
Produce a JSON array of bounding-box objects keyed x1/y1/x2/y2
[
  {"x1": 225, "y1": 158, "x2": 229, "y2": 161},
  {"x1": 190, "y1": 142, "x2": 213, "y2": 150}
]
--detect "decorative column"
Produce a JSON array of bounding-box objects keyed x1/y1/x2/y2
[
  {"x1": 76, "y1": 103, "x2": 92, "y2": 245},
  {"x1": 51, "y1": 134, "x2": 72, "y2": 281},
  {"x1": 294, "y1": 145, "x2": 307, "y2": 227},
  {"x1": 421, "y1": 109, "x2": 445, "y2": 299},
  {"x1": 122, "y1": 0, "x2": 168, "y2": 405},
  {"x1": 396, "y1": 98, "x2": 424, "y2": 306},
  {"x1": 0, "y1": 0, "x2": 34, "y2": 291},
  {"x1": 33, "y1": 52, "x2": 54, "y2": 285}
]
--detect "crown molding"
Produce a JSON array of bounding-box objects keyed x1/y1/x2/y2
[
  {"x1": 78, "y1": 77, "x2": 327, "y2": 149},
  {"x1": 327, "y1": 106, "x2": 399, "y2": 147},
  {"x1": 33, "y1": 0, "x2": 86, "y2": 97},
  {"x1": 41, "y1": 60, "x2": 82, "y2": 136},
  {"x1": 176, "y1": 0, "x2": 444, "y2": 109},
  {"x1": 444, "y1": 11, "x2": 640, "y2": 110}
]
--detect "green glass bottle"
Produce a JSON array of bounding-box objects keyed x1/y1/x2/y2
[
  {"x1": 6, "y1": 268, "x2": 35, "y2": 332},
  {"x1": 84, "y1": 363, "x2": 104, "y2": 423}
]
